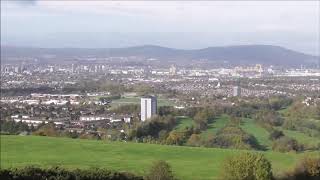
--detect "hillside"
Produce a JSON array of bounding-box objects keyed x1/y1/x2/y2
[
  {"x1": 177, "y1": 115, "x2": 320, "y2": 150},
  {"x1": 2, "y1": 45, "x2": 318, "y2": 66},
  {"x1": 0, "y1": 135, "x2": 314, "y2": 180}
]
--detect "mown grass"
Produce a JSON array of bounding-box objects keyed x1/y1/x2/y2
[
  {"x1": 175, "y1": 116, "x2": 194, "y2": 131},
  {"x1": 240, "y1": 118, "x2": 273, "y2": 150},
  {"x1": 1, "y1": 135, "x2": 311, "y2": 180},
  {"x1": 199, "y1": 114, "x2": 230, "y2": 140},
  {"x1": 276, "y1": 128, "x2": 320, "y2": 147}
]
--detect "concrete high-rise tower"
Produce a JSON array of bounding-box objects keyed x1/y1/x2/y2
[
  {"x1": 233, "y1": 86, "x2": 241, "y2": 97},
  {"x1": 141, "y1": 96, "x2": 157, "y2": 121},
  {"x1": 233, "y1": 78, "x2": 241, "y2": 97}
]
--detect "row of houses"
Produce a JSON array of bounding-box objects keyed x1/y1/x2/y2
[
  {"x1": 79, "y1": 115, "x2": 131, "y2": 123},
  {"x1": 31, "y1": 93, "x2": 82, "y2": 99},
  {"x1": 1, "y1": 99, "x2": 80, "y2": 105},
  {"x1": 10, "y1": 114, "x2": 132, "y2": 127}
]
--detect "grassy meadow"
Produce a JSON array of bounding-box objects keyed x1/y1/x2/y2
[{"x1": 1, "y1": 135, "x2": 316, "y2": 180}]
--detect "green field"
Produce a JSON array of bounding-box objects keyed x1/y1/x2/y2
[
  {"x1": 1, "y1": 135, "x2": 314, "y2": 180},
  {"x1": 277, "y1": 128, "x2": 320, "y2": 147},
  {"x1": 175, "y1": 116, "x2": 194, "y2": 131},
  {"x1": 200, "y1": 115, "x2": 230, "y2": 140},
  {"x1": 240, "y1": 118, "x2": 273, "y2": 150}
]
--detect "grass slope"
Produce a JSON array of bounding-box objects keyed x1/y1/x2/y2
[
  {"x1": 240, "y1": 118, "x2": 273, "y2": 150},
  {"x1": 277, "y1": 128, "x2": 320, "y2": 147},
  {"x1": 175, "y1": 116, "x2": 194, "y2": 131},
  {"x1": 0, "y1": 135, "x2": 310, "y2": 180},
  {"x1": 200, "y1": 115, "x2": 230, "y2": 140}
]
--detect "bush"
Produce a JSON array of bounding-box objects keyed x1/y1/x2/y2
[
  {"x1": 269, "y1": 130, "x2": 284, "y2": 140},
  {"x1": 79, "y1": 133, "x2": 101, "y2": 140},
  {"x1": 205, "y1": 124, "x2": 262, "y2": 150},
  {"x1": 145, "y1": 160, "x2": 175, "y2": 180},
  {"x1": 193, "y1": 108, "x2": 215, "y2": 131},
  {"x1": 255, "y1": 110, "x2": 284, "y2": 127},
  {"x1": 186, "y1": 134, "x2": 202, "y2": 147},
  {"x1": 221, "y1": 152, "x2": 273, "y2": 180},
  {"x1": 0, "y1": 120, "x2": 30, "y2": 135},
  {"x1": 165, "y1": 130, "x2": 186, "y2": 145},
  {"x1": 278, "y1": 156, "x2": 320, "y2": 180},
  {"x1": 0, "y1": 166, "x2": 143, "y2": 180},
  {"x1": 272, "y1": 136, "x2": 303, "y2": 152},
  {"x1": 32, "y1": 123, "x2": 60, "y2": 137}
]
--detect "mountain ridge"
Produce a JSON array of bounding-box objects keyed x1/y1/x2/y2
[{"x1": 1, "y1": 44, "x2": 319, "y2": 66}]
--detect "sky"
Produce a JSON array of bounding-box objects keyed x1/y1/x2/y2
[{"x1": 1, "y1": 0, "x2": 319, "y2": 55}]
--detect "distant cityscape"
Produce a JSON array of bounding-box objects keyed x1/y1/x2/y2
[{"x1": 1, "y1": 59, "x2": 320, "y2": 134}]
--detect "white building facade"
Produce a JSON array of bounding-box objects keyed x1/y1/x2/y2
[
  {"x1": 141, "y1": 96, "x2": 157, "y2": 121},
  {"x1": 233, "y1": 86, "x2": 241, "y2": 97}
]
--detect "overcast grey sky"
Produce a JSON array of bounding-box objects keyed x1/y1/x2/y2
[{"x1": 1, "y1": 0, "x2": 319, "y2": 55}]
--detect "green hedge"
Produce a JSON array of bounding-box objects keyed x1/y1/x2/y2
[{"x1": 0, "y1": 166, "x2": 143, "y2": 180}]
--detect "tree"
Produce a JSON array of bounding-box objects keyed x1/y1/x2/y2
[
  {"x1": 295, "y1": 156, "x2": 320, "y2": 178},
  {"x1": 193, "y1": 111, "x2": 209, "y2": 131},
  {"x1": 145, "y1": 160, "x2": 175, "y2": 180},
  {"x1": 32, "y1": 123, "x2": 59, "y2": 137},
  {"x1": 208, "y1": 123, "x2": 261, "y2": 150},
  {"x1": 272, "y1": 136, "x2": 303, "y2": 152},
  {"x1": 130, "y1": 115, "x2": 176, "y2": 140},
  {"x1": 221, "y1": 152, "x2": 272, "y2": 180},
  {"x1": 254, "y1": 110, "x2": 283, "y2": 127},
  {"x1": 268, "y1": 96, "x2": 293, "y2": 111},
  {"x1": 280, "y1": 156, "x2": 320, "y2": 180},
  {"x1": 269, "y1": 129, "x2": 284, "y2": 140},
  {"x1": 186, "y1": 134, "x2": 201, "y2": 147},
  {"x1": 165, "y1": 130, "x2": 185, "y2": 145}
]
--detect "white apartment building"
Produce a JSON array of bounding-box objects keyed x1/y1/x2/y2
[
  {"x1": 233, "y1": 86, "x2": 241, "y2": 97},
  {"x1": 141, "y1": 96, "x2": 157, "y2": 121}
]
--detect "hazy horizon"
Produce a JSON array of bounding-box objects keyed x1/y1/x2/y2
[{"x1": 1, "y1": 1, "x2": 319, "y2": 55}]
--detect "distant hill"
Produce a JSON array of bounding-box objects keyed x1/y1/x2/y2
[{"x1": 1, "y1": 45, "x2": 319, "y2": 66}]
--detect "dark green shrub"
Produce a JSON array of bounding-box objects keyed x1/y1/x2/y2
[
  {"x1": 269, "y1": 130, "x2": 284, "y2": 140},
  {"x1": 0, "y1": 166, "x2": 143, "y2": 180}
]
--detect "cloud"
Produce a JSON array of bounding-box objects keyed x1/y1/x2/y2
[
  {"x1": 9, "y1": 0, "x2": 37, "y2": 6},
  {"x1": 33, "y1": 1, "x2": 319, "y2": 33},
  {"x1": 1, "y1": 1, "x2": 319, "y2": 55}
]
